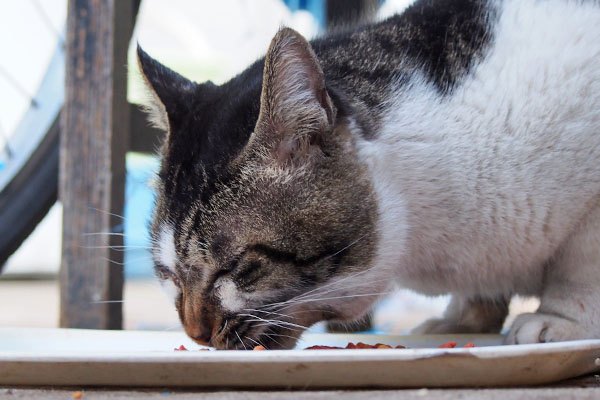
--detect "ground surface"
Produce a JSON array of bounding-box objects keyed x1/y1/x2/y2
[{"x1": 2, "y1": 375, "x2": 600, "y2": 400}]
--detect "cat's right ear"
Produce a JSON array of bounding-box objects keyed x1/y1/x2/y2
[{"x1": 137, "y1": 45, "x2": 197, "y2": 132}]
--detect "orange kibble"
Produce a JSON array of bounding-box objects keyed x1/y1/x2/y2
[
  {"x1": 356, "y1": 342, "x2": 377, "y2": 349},
  {"x1": 375, "y1": 343, "x2": 393, "y2": 349},
  {"x1": 463, "y1": 342, "x2": 476, "y2": 348},
  {"x1": 438, "y1": 341, "x2": 457, "y2": 348},
  {"x1": 253, "y1": 345, "x2": 266, "y2": 350},
  {"x1": 72, "y1": 391, "x2": 83, "y2": 399}
]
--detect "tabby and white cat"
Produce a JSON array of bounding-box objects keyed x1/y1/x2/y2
[{"x1": 138, "y1": 0, "x2": 600, "y2": 349}]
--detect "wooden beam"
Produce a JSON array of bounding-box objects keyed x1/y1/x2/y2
[{"x1": 59, "y1": 0, "x2": 133, "y2": 329}]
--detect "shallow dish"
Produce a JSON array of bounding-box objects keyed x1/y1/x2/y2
[{"x1": 0, "y1": 327, "x2": 599, "y2": 388}]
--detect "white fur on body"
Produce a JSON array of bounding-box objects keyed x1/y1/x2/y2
[{"x1": 358, "y1": 0, "x2": 600, "y2": 343}]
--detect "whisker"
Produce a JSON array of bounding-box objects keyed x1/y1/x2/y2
[
  {"x1": 290, "y1": 277, "x2": 391, "y2": 305},
  {"x1": 218, "y1": 319, "x2": 229, "y2": 336},
  {"x1": 235, "y1": 330, "x2": 247, "y2": 350},
  {"x1": 243, "y1": 308, "x2": 297, "y2": 320},
  {"x1": 79, "y1": 245, "x2": 155, "y2": 250},
  {"x1": 240, "y1": 314, "x2": 303, "y2": 333},
  {"x1": 245, "y1": 335, "x2": 267, "y2": 350},
  {"x1": 238, "y1": 313, "x2": 309, "y2": 330},
  {"x1": 87, "y1": 206, "x2": 127, "y2": 221},
  {"x1": 262, "y1": 333, "x2": 283, "y2": 348},
  {"x1": 262, "y1": 274, "x2": 390, "y2": 311},
  {"x1": 259, "y1": 265, "x2": 379, "y2": 310},
  {"x1": 81, "y1": 232, "x2": 129, "y2": 237},
  {"x1": 321, "y1": 233, "x2": 368, "y2": 263},
  {"x1": 290, "y1": 264, "x2": 381, "y2": 302},
  {"x1": 99, "y1": 256, "x2": 150, "y2": 267},
  {"x1": 276, "y1": 292, "x2": 394, "y2": 312}
]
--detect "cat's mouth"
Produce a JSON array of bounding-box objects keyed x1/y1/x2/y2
[
  {"x1": 207, "y1": 314, "x2": 306, "y2": 350},
  {"x1": 203, "y1": 305, "x2": 341, "y2": 350}
]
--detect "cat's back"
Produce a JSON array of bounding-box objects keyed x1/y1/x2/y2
[{"x1": 358, "y1": 0, "x2": 600, "y2": 295}]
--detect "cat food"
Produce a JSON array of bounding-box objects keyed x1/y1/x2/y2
[
  {"x1": 304, "y1": 341, "x2": 473, "y2": 350},
  {"x1": 72, "y1": 391, "x2": 83, "y2": 399},
  {"x1": 305, "y1": 342, "x2": 403, "y2": 350},
  {"x1": 438, "y1": 341, "x2": 457, "y2": 348},
  {"x1": 174, "y1": 341, "x2": 475, "y2": 351}
]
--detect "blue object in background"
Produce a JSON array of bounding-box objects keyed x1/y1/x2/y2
[
  {"x1": 283, "y1": 0, "x2": 326, "y2": 29},
  {"x1": 123, "y1": 154, "x2": 158, "y2": 278}
]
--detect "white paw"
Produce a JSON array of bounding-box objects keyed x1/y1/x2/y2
[{"x1": 505, "y1": 312, "x2": 583, "y2": 344}]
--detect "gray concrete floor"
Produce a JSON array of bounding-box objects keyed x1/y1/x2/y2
[{"x1": 3, "y1": 379, "x2": 600, "y2": 400}]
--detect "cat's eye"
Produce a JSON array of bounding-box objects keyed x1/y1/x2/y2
[
  {"x1": 237, "y1": 260, "x2": 264, "y2": 289},
  {"x1": 157, "y1": 265, "x2": 181, "y2": 288},
  {"x1": 171, "y1": 275, "x2": 181, "y2": 288}
]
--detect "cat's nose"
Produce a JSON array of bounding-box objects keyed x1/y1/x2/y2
[{"x1": 187, "y1": 324, "x2": 213, "y2": 346}]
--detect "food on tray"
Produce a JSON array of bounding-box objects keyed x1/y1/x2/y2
[
  {"x1": 305, "y1": 342, "x2": 404, "y2": 350},
  {"x1": 438, "y1": 341, "x2": 457, "y2": 348},
  {"x1": 305, "y1": 341, "x2": 474, "y2": 350},
  {"x1": 72, "y1": 391, "x2": 83, "y2": 399},
  {"x1": 174, "y1": 341, "x2": 476, "y2": 351}
]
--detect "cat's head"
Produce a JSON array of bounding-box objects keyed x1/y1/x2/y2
[{"x1": 138, "y1": 28, "x2": 379, "y2": 349}]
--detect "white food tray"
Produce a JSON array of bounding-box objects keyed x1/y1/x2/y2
[{"x1": 1, "y1": 328, "x2": 599, "y2": 388}]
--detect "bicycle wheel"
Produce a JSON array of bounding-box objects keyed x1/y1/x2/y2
[{"x1": 0, "y1": 44, "x2": 64, "y2": 270}]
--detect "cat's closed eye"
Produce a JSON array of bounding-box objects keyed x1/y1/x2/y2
[
  {"x1": 157, "y1": 265, "x2": 181, "y2": 288},
  {"x1": 236, "y1": 260, "x2": 265, "y2": 289}
]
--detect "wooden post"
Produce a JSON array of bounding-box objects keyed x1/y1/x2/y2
[{"x1": 59, "y1": 0, "x2": 133, "y2": 329}]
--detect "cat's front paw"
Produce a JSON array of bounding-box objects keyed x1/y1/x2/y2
[{"x1": 505, "y1": 312, "x2": 586, "y2": 344}]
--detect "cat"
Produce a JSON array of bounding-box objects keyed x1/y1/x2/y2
[{"x1": 137, "y1": 0, "x2": 600, "y2": 349}]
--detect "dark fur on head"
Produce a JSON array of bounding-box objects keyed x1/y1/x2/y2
[
  {"x1": 139, "y1": 0, "x2": 494, "y2": 349},
  {"x1": 138, "y1": 29, "x2": 378, "y2": 349}
]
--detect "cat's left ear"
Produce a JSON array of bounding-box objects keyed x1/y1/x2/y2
[
  {"x1": 137, "y1": 45, "x2": 198, "y2": 133},
  {"x1": 255, "y1": 28, "x2": 336, "y2": 164}
]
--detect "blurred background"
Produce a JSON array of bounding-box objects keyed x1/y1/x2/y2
[{"x1": 0, "y1": 0, "x2": 537, "y2": 332}]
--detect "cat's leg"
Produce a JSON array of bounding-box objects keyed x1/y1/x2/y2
[
  {"x1": 412, "y1": 295, "x2": 508, "y2": 334},
  {"x1": 505, "y1": 207, "x2": 600, "y2": 344}
]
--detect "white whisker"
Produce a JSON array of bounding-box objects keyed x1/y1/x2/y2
[
  {"x1": 80, "y1": 245, "x2": 155, "y2": 250},
  {"x1": 82, "y1": 232, "x2": 128, "y2": 237},
  {"x1": 240, "y1": 313, "x2": 308, "y2": 331},
  {"x1": 276, "y1": 292, "x2": 394, "y2": 311},
  {"x1": 235, "y1": 330, "x2": 247, "y2": 350},
  {"x1": 243, "y1": 308, "x2": 297, "y2": 320},
  {"x1": 99, "y1": 256, "x2": 150, "y2": 267},
  {"x1": 87, "y1": 206, "x2": 127, "y2": 221}
]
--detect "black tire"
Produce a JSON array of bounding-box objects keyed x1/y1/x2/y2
[
  {"x1": 0, "y1": 45, "x2": 63, "y2": 271},
  {"x1": 0, "y1": 117, "x2": 58, "y2": 269}
]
